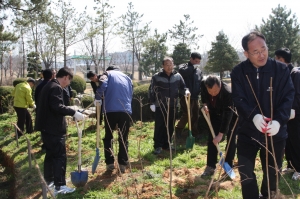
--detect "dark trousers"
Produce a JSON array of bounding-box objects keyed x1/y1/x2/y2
[
  {"x1": 103, "y1": 112, "x2": 130, "y2": 166},
  {"x1": 286, "y1": 116, "x2": 300, "y2": 171},
  {"x1": 42, "y1": 133, "x2": 67, "y2": 187},
  {"x1": 206, "y1": 113, "x2": 237, "y2": 169},
  {"x1": 154, "y1": 107, "x2": 175, "y2": 149},
  {"x1": 237, "y1": 139, "x2": 285, "y2": 199},
  {"x1": 14, "y1": 107, "x2": 33, "y2": 136},
  {"x1": 176, "y1": 97, "x2": 199, "y2": 136}
]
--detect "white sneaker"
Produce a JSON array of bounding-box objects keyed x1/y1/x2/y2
[
  {"x1": 53, "y1": 185, "x2": 75, "y2": 196},
  {"x1": 292, "y1": 172, "x2": 300, "y2": 180}
]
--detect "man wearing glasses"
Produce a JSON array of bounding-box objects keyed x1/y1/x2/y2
[
  {"x1": 231, "y1": 31, "x2": 294, "y2": 199},
  {"x1": 35, "y1": 68, "x2": 85, "y2": 196}
]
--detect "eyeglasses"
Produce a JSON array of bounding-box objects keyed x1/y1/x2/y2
[{"x1": 247, "y1": 47, "x2": 268, "y2": 57}]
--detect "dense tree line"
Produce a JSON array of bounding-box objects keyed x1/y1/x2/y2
[{"x1": 1, "y1": 1, "x2": 300, "y2": 84}]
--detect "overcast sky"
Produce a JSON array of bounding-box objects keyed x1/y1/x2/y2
[{"x1": 69, "y1": 0, "x2": 300, "y2": 54}]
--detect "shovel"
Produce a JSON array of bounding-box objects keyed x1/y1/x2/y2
[
  {"x1": 201, "y1": 107, "x2": 235, "y2": 179},
  {"x1": 71, "y1": 121, "x2": 88, "y2": 187},
  {"x1": 92, "y1": 102, "x2": 101, "y2": 174},
  {"x1": 185, "y1": 93, "x2": 195, "y2": 149}
]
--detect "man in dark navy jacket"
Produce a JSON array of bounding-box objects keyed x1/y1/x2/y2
[
  {"x1": 231, "y1": 31, "x2": 294, "y2": 199},
  {"x1": 275, "y1": 48, "x2": 300, "y2": 180}
]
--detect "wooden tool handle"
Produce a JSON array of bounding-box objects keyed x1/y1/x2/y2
[{"x1": 201, "y1": 108, "x2": 221, "y2": 153}]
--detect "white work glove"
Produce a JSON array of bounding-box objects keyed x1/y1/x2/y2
[
  {"x1": 253, "y1": 114, "x2": 267, "y2": 133},
  {"x1": 73, "y1": 111, "x2": 85, "y2": 121},
  {"x1": 185, "y1": 88, "x2": 190, "y2": 97},
  {"x1": 94, "y1": 99, "x2": 102, "y2": 106},
  {"x1": 266, "y1": 120, "x2": 280, "y2": 136},
  {"x1": 150, "y1": 104, "x2": 156, "y2": 112},
  {"x1": 290, "y1": 109, "x2": 295, "y2": 120}
]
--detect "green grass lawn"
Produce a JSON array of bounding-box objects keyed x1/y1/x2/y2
[{"x1": 0, "y1": 111, "x2": 299, "y2": 199}]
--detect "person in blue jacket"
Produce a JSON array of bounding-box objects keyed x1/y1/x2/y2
[
  {"x1": 95, "y1": 65, "x2": 133, "y2": 173},
  {"x1": 231, "y1": 31, "x2": 294, "y2": 199}
]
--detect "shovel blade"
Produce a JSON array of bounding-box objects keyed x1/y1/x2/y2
[
  {"x1": 219, "y1": 157, "x2": 235, "y2": 179},
  {"x1": 185, "y1": 131, "x2": 195, "y2": 149},
  {"x1": 92, "y1": 148, "x2": 100, "y2": 174},
  {"x1": 70, "y1": 170, "x2": 88, "y2": 187}
]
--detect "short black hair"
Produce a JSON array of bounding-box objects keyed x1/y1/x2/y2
[
  {"x1": 162, "y1": 57, "x2": 173, "y2": 65},
  {"x1": 242, "y1": 31, "x2": 266, "y2": 51},
  {"x1": 27, "y1": 77, "x2": 36, "y2": 83},
  {"x1": 56, "y1": 68, "x2": 73, "y2": 79},
  {"x1": 43, "y1": 69, "x2": 53, "y2": 80},
  {"x1": 106, "y1": 65, "x2": 119, "y2": 71},
  {"x1": 190, "y1": 52, "x2": 201, "y2": 60},
  {"x1": 204, "y1": 75, "x2": 221, "y2": 89},
  {"x1": 275, "y1": 47, "x2": 292, "y2": 63},
  {"x1": 87, "y1": 71, "x2": 96, "y2": 79}
]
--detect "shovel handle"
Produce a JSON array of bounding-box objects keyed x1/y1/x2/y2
[
  {"x1": 76, "y1": 121, "x2": 82, "y2": 172},
  {"x1": 96, "y1": 102, "x2": 100, "y2": 148},
  {"x1": 185, "y1": 94, "x2": 191, "y2": 132},
  {"x1": 201, "y1": 107, "x2": 221, "y2": 154}
]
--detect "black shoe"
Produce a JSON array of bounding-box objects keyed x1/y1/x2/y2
[{"x1": 153, "y1": 147, "x2": 162, "y2": 155}]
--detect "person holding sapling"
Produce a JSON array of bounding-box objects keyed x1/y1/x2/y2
[{"x1": 231, "y1": 31, "x2": 294, "y2": 199}]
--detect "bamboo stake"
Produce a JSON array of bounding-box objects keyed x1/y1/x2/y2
[{"x1": 245, "y1": 75, "x2": 270, "y2": 198}]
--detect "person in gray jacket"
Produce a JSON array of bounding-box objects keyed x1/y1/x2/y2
[{"x1": 148, "y1": 57, "x2": 187, "y2": 154}]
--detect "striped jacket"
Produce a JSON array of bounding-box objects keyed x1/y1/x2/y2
[{"x1": 148, "y1": 69, "x2": 186, "y2": 108}]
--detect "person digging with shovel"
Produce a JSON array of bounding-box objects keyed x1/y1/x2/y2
[
  {"x1": 35, "y1": 68, "x2": 86, "y2": 196},
  {"x1": 94, "y1": 65, "x2": 133, "y2": 173},
  {"x1": 200, "y1": 75, "x2": 236, "y2": 177}
]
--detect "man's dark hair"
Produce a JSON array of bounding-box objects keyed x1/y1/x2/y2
[
  {"x1": 87, "y1": 71, "x2": 96, "y2": 79},
  {"x1": 27, "y1": 77, "x2": 36, "y2": 84},
  {"x1": 43, "y1": 69, "x2": 53, "y2": 80},
  {"x1": 275, "y1": 47, "x2": 292, "y2": 63},
  {"x1": 106, "y1": 65, "x2": 119, "y2": 71},
  {"x1": 242, "y1": 31, "x2": 266, "y2": 51},
  {"x1": 56, "y1": 68, "x2": 73, "y2": 79},
  {"x1": 190, "y1": 52, "x2": 202, "y2": 60},
  {"x1": 204, "y1": 75, "x2": 221, "y2": 89}
]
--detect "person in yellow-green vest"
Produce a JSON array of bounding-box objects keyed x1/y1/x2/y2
[{"x1": 12, "y1": 78, "x2": 36, "y2": 137}]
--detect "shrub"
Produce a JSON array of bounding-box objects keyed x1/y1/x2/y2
[
  {"x1": 81, "y1": 95, "x2": 93, "y2": 108},
  {"x1": 13, "y1": 78, "x2": 27, "y2": 87},
  {"x1": 132, "y1": 81, "x2": 139, "y2": 88},
  {"x1": 131, "y1": 83, "x2": 154, "y2": 121},
  {"x1": 70, "y1": 75, "x2": 86, "y2": 94},
  {"x1": 0, "y1": 86, "x2": 14, "y2": 114},
  {"x1": 27, "y1": 71, "x2": 37, "y2": 79},
  {"x1": 71, "y1": 89, "x2": 77, "y2": 98}
]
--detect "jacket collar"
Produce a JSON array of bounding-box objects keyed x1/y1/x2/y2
[
  {"x1": 243, "y1": 58, "x2": 273, "y2": 73},
  {"x1": 160, "y1": 69, "x2": 176, "y2": 77}
]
